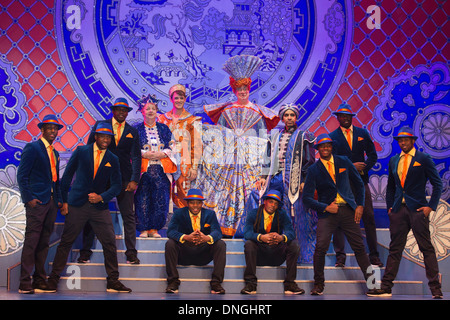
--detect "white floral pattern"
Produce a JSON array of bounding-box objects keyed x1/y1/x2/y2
[
  {"x1": 404, "y1": 199, "x2": 450, "y2": 262},
  {"x1": 0, "y1": 187, "x2": 26, "y2": 255}
]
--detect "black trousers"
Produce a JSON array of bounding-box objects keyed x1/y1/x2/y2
[
  {"x1": 165, "y1": 238, "x2": 226, "y2": 286},
  {"x1": 333, "y1": 183, "x2": 379, "y2": 262},
  {"x1": 381, "y1": 204, "x2": 440, "y2": 290},
  {"x1": 80, "y1": 181, "x2": 137, "y2": 259},
  {"x1": 20, "y1": 199, "x2": 58, "y2": 286},
  {"x1": 314, "y1": 205, "x2": 371, "y2": 286},
  {"x1": 243, "y1": 239, "x2": 300, "y2": 285},
  {"x1": 49, "y1": 202, "x2": 119, "y2": 281}
]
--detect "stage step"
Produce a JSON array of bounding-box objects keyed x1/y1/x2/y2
[{"x1": 49, "y1": 238, "x2": 425, "y2": 295}]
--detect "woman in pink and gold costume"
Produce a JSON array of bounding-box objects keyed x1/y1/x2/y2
[{"x1": 194, "y1": 55, "x2": 279, "y2": 237}]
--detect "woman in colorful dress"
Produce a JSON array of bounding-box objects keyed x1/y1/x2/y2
[
  {"x1": 194, "y1": 55, "x2": 279, "y2": 237},
  {"x1": 157, "y1": 84, "x2": 202, "y2": 209},
  {"x1": 134, "y1": 95, "x2": 176, "y2": 238}
]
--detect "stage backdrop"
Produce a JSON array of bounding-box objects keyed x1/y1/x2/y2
[{"x1": 0, "y1": 0, "x2": 449, "y2": 289}]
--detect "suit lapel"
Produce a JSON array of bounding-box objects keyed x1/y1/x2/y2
[
  {"x1": 337, "y1": 128, "x2": 352, "y2": 154},
  {"x1": 38, "y1": 139, "x2": 52, "y2": 180},
  {"x1": 88, "y1": 144, "x2": 95, "y2": 179}
]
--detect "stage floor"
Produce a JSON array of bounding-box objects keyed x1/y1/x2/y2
[{"x1": 1, "y1": 287, "x2": 448, "y2": 301}]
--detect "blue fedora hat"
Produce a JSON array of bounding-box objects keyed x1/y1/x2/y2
[
  {"x1": 313, "y1": 133, "x2": 334, "y2": 149},
  {"x1": 184, "y1": 188, "x2": 205, "y2": 201},
  {"x1": 110, "y1": 97, "x2": 133, "y2": 112},
  {"x1": 37, "y1": 114, "x2": 64, "y2": 130},
  {"x1": 262, "y1": 190, "x2": 282, "y2": 202},
  {"x1": 394, "y1": 126, "x2": 418, "y2": 140},
  {"x1": 332, "y1": 103, "x2": 356, "y2": 116},
  {"x1": 94, "y1": 122, "x2": 115, "y2": 136}
]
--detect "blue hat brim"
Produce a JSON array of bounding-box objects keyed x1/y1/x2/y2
[
  {"x1": 332, "y1": 111, "x2": 356, "y2": 116},
  {"x1": 37, "y1": 122, "x2": 64, "y2": 130}
]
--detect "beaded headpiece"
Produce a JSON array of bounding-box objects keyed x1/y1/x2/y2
[
  {"x1": 279, "y1": 103, "x2": 300, "y2": 119},
  {"x1": 137, "y1": 94, "x2": 160, "y2": 112}
]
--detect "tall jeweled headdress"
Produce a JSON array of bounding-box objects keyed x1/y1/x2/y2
[
  {"x1": 137, "y1": 94, "x2": 160, "y2": 111},
  {"x1": 222, "y1": 55, "x2": 262, "y2": 81}
]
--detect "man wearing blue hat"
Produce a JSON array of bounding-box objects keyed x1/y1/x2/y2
[
  {"x1": 165, "y1": 189, "x2": 226, "y2": 294},
  {"x1": 303, "y1": 133, "x2": 372, "y2": 295},
  {"x1": 17, "y1": 114, "x2": 64, "y2": 293},
  {"x1": 329, "y1": 104, "x2": 381, "y2": 267},
  {"x1": 47, "y1": 122, "x2": 132, "y2": 293},
  {"x1": 367, "y1": 126, "x2": 443, "y2": 299},
  {"x1": 79, "y1": 97, "x2": 142, "y2": 264},
  {"x1": 241, "y1": 190, "x2": 303, "y2": 295}
]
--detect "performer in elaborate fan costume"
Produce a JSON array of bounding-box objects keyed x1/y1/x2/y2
[{"x1": 194, "y1": 55, "x2": 279, "y2": 237}]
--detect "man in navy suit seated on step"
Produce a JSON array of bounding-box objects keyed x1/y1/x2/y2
[
  {"x1": 241, "y1": 190, "x2": 304, "y2": 295},
  {"x1": 165, "y1": 189, "x2": 226, "y2": 294}
]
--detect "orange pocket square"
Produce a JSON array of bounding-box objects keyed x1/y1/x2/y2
[
  {"x1": 204, "y1": 224, "x2": 210, "y2": 228},
  {"x1": 413, "y1": 161, "x2": 421, "y2": 167},
  {"x1": 339, "y1": 168, "x2": 346, "y2": 173},
  {"x1": 358, "y1": 137, "x2": 364, "y2": 141},
  {"x1": 126, "y1": 133, "x2": 133, "y2": 138},
  {"x1": 105, "y1": 162, "x2": 112, "y2": 167}
]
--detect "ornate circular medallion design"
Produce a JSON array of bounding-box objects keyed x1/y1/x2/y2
[
  {"x1": 55, "y1": 0, "x2": 353, "y2": 128},
  {"x1": 0, "y1": 187, "x2": 26, "y2": 256}
]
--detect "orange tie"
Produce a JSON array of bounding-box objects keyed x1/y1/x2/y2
[
  {"x1": 327, "y1": 161, "x2": 336, "y2": 183},
  {"x1": 94, "y1": 150, "x2": 102, "y2": 178},
  {"x1": 266, "y1": 215, "x2": 273, "y2": 233},
  {"x1": 49, "y1": 145, "x2": 57, "y2": 182},
  {"x1": 401, "y1": 154, "x2": 408, "y2": 188},
  {"x1": 346, "y1": 129, "x2": 352, "y2": 150},
  {"x1": 116, "y1": 123, "x2": 122, "y2": 144},
  {"x1": 192, "y1": 215, "x2": 199, "y2": 231}
]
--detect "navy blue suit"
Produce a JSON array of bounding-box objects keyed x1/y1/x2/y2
[
  {"x1": 303, "y1": 155, "x2": 365, "y2": 215},
  {"x1": 17, "y1": 139, "x2": 61, "y2": 288},
  {"x1": 329, "y1": 126, "x2": 380, "y2": 264},
  {"x1": 49, "y1": 143, "x2": 123, "y2": 283},
  {"x1": 381, "y1": 150, "x2": 442, "y2": 292},
  {"x1": 60, "y1": 144, "x2": 122, "y2": 210},
  {"x1": 165, "y1": 207, "x2": 226, "y2": 286},
  {"x1": 303, "y1": 155, "x2": 371, "y2": 288},
  {"x1": 83, "y1": 120, "x2": 141, "y2": 260},
  {"x1": 242, "y1": 207, "x2": 300, "y2": 286},
  {"x1": 329, "y1": 126, "x2": 377, "y2": 184},
  {"x1": 17, "y1": 139, "x2": 62, "y2": 204},
  {"x1": 386, "y1": 151, "x2": 442, "y2": 212}
]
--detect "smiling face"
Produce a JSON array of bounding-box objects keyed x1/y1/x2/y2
[
  {"x1": 170, "y1": 91, "x2": 186, "y2": 111},
  {"x1": 337, "y1": 113, "x2": 353, "y2": 129},
  {"x1": 233, "y1": 85, "x2": 250, "y2": 104},
  {"x1": 397, "y1": 137, "x2": 415, "y2": 154},
  {"x1": 112, "y1": 106, "x2": 129, "y2": 123},
  {"x1": 317, "y1": 142, "x2": 333, "y2": 160},
  {"x1": 141, "y1": 102, "x2": 158, "y2": 123},
  {"x1": 41, "y1": 124, "x2": 59, "y2": 144},
  {"x1": 187, "y1": 199, "x2": 203, "y2": 215}
]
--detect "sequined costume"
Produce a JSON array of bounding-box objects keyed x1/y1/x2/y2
[
  {"x1": 236, "y1": 120, "x2": 318, "y2": 263},
  {"x1": 134, "y1": 121, "x2": 175, "y2": 232},
  {"x1": 157, "y1": 110, "x2": 202, "y2": 208},
  {"x1": 195, "y1": 102, "x2": 279, "y2": 236}
]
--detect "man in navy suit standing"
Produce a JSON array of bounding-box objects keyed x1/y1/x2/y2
[
  {"x1": 165, "y1": 189, "x2": 226, "y2": 294},
  {"x1": 241, "y1": 190, "x2": 304, "y2": 295},
  {"x1": 79, "y1": 97, "x2": 142, "y2": 264},
  {"x1": 367, "y1": 126, "x2": 443, "y2": 299},
  {"x1": 47, "y1": 122, "x2": 131, "y2": 293},
  {"x1": 17, "y1": 114, "x2": 64, "y2": 294},
  {"x1": 303, "y1": 133, "x2": 372, "y2": 295},
  {"x1": 329, "y1": 104, "x2": 382, "y2": 267}
]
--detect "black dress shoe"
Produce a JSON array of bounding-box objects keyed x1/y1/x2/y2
[
  {"x1": 126, "y1": 256, "x2": 140, "y2": 264},
  {"x1": 310, "y1": 284, "x2": 324, "y2": 296},
  {"x1": 18, "y1": 284, "x2": 35, "y2": 294},
  {"x1": 370, "y1": 257, "x2": 384, "y2": 267},
  {"x1": 210, "y1": 283, "x2": 225, "y2": 294},
  {"x1": 106, "y1": 280, "x2": 132, "y2": 293},
  {"x1": 240, "y1": 282, "x2": 257, "y2": 294},
  {"x1": 165, "y1": 281, "x2": 179, "y2": 294},
  {"x1": 431, "y1": 288, "x2": 443, "y2": 299},
  {"x1": 32, "y1": 281, "x2": 56, "y2": 293}
]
